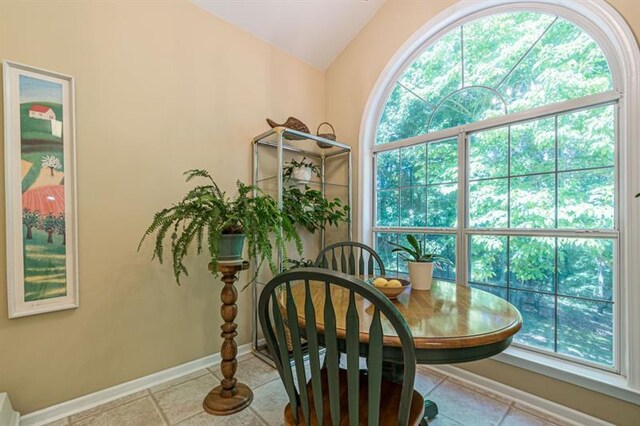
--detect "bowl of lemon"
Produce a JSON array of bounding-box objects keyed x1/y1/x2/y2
[{"x1": 371, "y1": 276, "x2": 411, "y2": 300}]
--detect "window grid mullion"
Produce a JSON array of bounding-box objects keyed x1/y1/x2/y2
[
  {"x1": 457, "y1": 132, "x2": 466, "y2": 286},
  {"x1": 554, "y1": 116, "x2": 560, "y2": 354}
]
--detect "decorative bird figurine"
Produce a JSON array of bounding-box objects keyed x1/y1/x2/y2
[{"x1": 266, "y1": 117, "x2": 310, "y2": 140}]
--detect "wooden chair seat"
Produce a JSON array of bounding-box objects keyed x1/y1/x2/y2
[{"x1": 284, "y1": 368, "x2": 425, "y2": 426}]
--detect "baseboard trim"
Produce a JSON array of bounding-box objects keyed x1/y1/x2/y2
[
  {"x1": 0, "y1": 393, "x2": 20, "y2": 426},
  {"x1": 19, "y1": 342, "x2": 254, "y2": 426},
  {"x1": 432, "y1": 364, "x2": 613, "y2": 426}
]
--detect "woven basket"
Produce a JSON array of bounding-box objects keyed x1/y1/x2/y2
[
  {"x1": 316, "y1": 122, "x2": 336, "y2": 149},
  {"x1": 266, "y1": 117, "x2": 310, "y2": 140}
]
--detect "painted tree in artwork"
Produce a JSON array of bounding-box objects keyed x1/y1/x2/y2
[
  {"x1": 23, "y1": 208, "x2": 40, "y2": 240},
  {"x1": 55, "y1": 213, "x2": 66, "y2": 245},
  {"x1": 41, "y1": 155, "x2": 62, "y2": 177},
  {"x1": 40, "y1": 214, "x2": 58, "y2": 244}
]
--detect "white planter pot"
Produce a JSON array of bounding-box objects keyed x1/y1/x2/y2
[
  {"x1": 292, "y1": 166, "x2": 313, "y2": 181},
  {"x1": 408, "y1": 262, "x2": 434, "y2": 290}
]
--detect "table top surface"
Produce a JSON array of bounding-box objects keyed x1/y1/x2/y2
[{"x1": 285, "y1": 280, "x2": 522, "y2": 350}]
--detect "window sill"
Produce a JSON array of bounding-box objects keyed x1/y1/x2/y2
[{"x1": 492, "y1": 346, "x2": 640, "y2": 405}]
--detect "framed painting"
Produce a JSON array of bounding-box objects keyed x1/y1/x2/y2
[{"x1": 3, "y1": 61, "x2": 78, "y2": 318}]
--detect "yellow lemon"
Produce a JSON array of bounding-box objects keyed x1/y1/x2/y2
[
  {"x1": 387, "y1": 279, "x2": 402, "y2": 288},
  {"x1": 373, "y1": 277, "x2": 388, "y2": 288}
]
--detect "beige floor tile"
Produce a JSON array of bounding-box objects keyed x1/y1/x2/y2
[
  {"x1": 426, "y1": 379, "x2": 510, "y2": 426},
  {"x1": 150, "y1": 370, "x2": 210, "y2": 394},
  {"x1": 427, "y1": 414, "x2": 464, "y2": 425},
  {"x1": 414, "y1": 368, "x2": 446, "y2": 396},
  {"x1": 153, "y1": 373, "x2": 218, "y2": 424},
  {"x1": 213, "y1": 357, "x2": 279, "y2": 389},
  {"x1": 43, "y1": 418, "x2": 70, "y2": 426},
  {"x1": 500, "y1": 407, "x2": 559, "y2": 425},
  {"x1": 175, "y1": 408, "x2": 266, "y2": 425},
  {"x1": 71, "y1": 396, "x2": 165, "y2": 426},
  {"x1": 69, "y1": 390, "x2": 149, "y2": 422},
  {"x1": 250, "y1": 379, "x2": 290, "y2": 426}
]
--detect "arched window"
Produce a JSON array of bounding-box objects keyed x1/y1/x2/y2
[{"x1": 371, "y1": 8, "x2": 621, "y2": 370}]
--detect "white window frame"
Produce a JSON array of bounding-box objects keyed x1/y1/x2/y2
[{"x1": 359, "y1": 0, "x2": 640, "y2": 404}]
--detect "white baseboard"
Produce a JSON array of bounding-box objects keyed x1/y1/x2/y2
[
  {"x1": 19, "y1": 342, "x2": 254, "y2": 426},
  {"x1": 0, "y1": 393, "x2": 20, "y2": 426},
  {"x1": 432, "y1": 364, "x2": 613, "y2": 426}
]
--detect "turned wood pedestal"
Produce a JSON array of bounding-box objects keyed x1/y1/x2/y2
[{"x1": 203, "y1": 261, "x2": 253, "y2": 416}]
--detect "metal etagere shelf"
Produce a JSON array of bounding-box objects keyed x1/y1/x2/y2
[{"x1": 251, "y1": 127, "x2": 352, "y2": 364}]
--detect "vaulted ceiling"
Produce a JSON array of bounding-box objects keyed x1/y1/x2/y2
[{"x1": 191, "y1": 0, "x2": 385, "y2": 70}]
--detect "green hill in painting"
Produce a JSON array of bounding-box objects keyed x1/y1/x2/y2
[{"x1": 20, "y1": 102, "x2": 63, "y2": 145}]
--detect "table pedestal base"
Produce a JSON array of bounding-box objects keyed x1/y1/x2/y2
[{"x1": 203, "y1": 383, "x2": 253, "y2": 415}]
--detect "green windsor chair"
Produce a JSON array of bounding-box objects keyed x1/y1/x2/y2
[
  {"x1": 258, "y1": 268, "x2": 425, "y2": 426},
  {"x1": 314, "y1": 242, "x2": 386, "y2": 279}
]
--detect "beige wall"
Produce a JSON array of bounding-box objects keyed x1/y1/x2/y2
[
  {"x1": 325, "y1": 0, "x2": 640, "y2": 424},
  {"x1": 0, "y1": 0, "x2": 325, "y2": 414}
]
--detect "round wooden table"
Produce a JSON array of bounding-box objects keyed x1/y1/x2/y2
[{"x1": 287, "y1": 279, "x2": 522, "y2": 419}]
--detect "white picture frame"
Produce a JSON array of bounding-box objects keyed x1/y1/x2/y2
[{"x1": 3, "y1": 61, "x2": 78, "y2": 318}]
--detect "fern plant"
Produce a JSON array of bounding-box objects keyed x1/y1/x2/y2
[{"x1": 139, "y1": 169, "x2": 301, "y2": 284}]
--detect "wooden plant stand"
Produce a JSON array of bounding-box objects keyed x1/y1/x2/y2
[{"x1": 203, "y1": 261, "x2": 253, "y2": 415}]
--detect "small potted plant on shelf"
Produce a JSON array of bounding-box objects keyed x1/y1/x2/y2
[
  {"x1": 282, "y1": 157, "x2": 321, "y2": 182},
  {"x1": 138, "y1": 169, "x2": 301, "y2": 284},
  {"x1": 389, "y1": 235, "x2": 451, "y2": 291}
]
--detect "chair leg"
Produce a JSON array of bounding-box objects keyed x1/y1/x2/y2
[{"x1": 424, "y1": 399, "x2": 438, "y2": 419}]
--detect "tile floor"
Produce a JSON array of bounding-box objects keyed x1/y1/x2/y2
[{"x1": 44, "y1": 354, "x2": 570, "y2": 426}]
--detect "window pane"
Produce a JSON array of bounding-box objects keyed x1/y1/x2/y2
[
  {"x1": 401, "y1": 187, "x2": 426, "y2": 227},
  {"x1": 558, "y1": 238, "x2": 613, "y2": 301},
  {"x1": 558, "y1": 105, "x2": 615, "y2": 171},
  {"x1": 469, "y1": 235, "x2": 507, "y2": 286},
  {"x1": 510, "y1": 174, "x2": 555, "y2": 228},
  {"x1": 427, "y1": 184, "x2": 457, "y2": 228},
  {"x1": 375, "y1": 232, "x2": 398, "y2": 273},
  {"x1": 557, "y1": 297, "x2": 613, "y2": 367},
  {"x1": 469, "y1": 127, "x2": 508, "y2": 180},
  {"x1": 510, "y1": 290, "x2": 555, "y2": 351},
  {"x1": 428, "y1": 87, "x2": 505, "y2": 133},
  {"x1": 509, "y1": 237, "x2": 555, "y2": 293},
  {"x1": 463, "y1": 12, "x2": 556, "y2": 88},
  {"x1": 399, "y1": 30, "x2": 462, "y2": 107},
  {"x1": 401, "y1": 144, "x2": 426, "y2": 186},
  {"x1": 469, "y1": 179, "x2": 508, "y2": 228},
  {"x1": 376, "y1": 190, "x2": 399, "y2": 226},
  {"x1": 376, "y1": 150, "x2": 399, "y2": 189},
  {"x1": 499, "y1": 18, "x2": 613, "y2": 113},
  {"x1": 510, "y1": 118, "x2": 555, "y2": 175},
  {"x1": 428, "y1": 138, "x2": 458, "y2": 184},
  {"x1": 557, "y1": 168, "x2": 614, "y2": 229},
  {"x1": 376, "y1": 84, "x2": 431, "y2": 144},
  {"x1": 425, "y1": 234, "x2": 456, "y2": 281}
]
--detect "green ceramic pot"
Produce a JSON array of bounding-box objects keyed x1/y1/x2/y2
[{"x1": 218, "y1": 234, "x2": 245, "y2": 261}]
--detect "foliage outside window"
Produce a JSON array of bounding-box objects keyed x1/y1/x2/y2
[{"x1": 373, "y1": 11, "x2": 617, "y2": 369}]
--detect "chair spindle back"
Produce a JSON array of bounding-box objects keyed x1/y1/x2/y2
[
  {"x1": 314, "y1": 242, "x2": 386, "y2": 279},
  {"x1": 258, "y1": 268, "x2": 417, "y2": 426}
]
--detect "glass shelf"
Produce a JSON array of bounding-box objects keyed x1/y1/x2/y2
[{"x1": 256, "y1": 176, "x2": 349, "y2": 189}]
